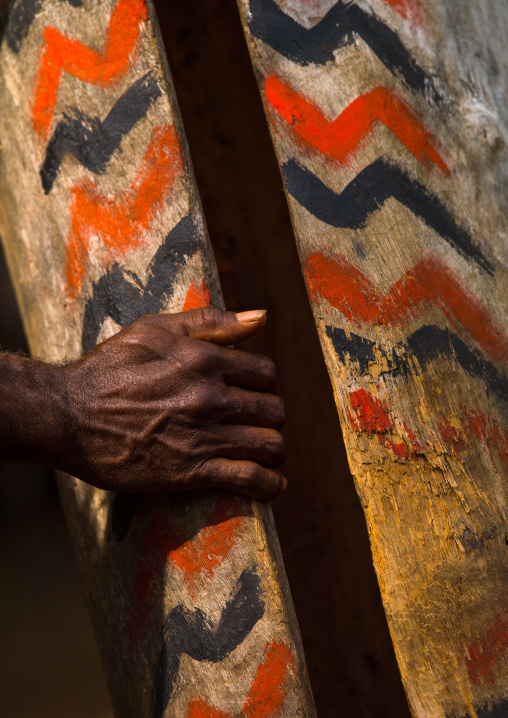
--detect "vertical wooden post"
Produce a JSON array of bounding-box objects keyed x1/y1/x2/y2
[
  {"x1": 235, "y1": 0, "x2": 508, "y2": 716},
  {"x1": 0, "y1": 1, "x2": 316, "y2": 716}
]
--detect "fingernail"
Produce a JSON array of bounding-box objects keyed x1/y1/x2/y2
[
  {"x1": 281, "y1": 477, "x2": 288, "y2": 491},
  {"x1": 235, "y1": 309, "x2": 267, "y2": 323}
]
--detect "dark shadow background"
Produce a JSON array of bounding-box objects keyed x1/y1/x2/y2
[
  {"x1": 0, "y1": 0, "x2": 411, "y2": 716},
  {"x1": 156, "y1": 2, "x2": 410, "y2": 716},
  {"x1": 0, "y1": 246, "x2": 114, "y2": 718}
]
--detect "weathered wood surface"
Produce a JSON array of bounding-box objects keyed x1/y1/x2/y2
[
  {"x1": 0, "y1": 1, "x2": 316, "y2": 716},
  {"x1": 236, "y1": 0, "x2": 508, "y2": 716}
]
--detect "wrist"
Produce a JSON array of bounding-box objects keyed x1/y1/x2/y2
[{"x1": 0, "y1": 353, "x2": 69, "y2": 467}]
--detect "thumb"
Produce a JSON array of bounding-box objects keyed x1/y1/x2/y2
[{"x1": 144, "y1": 306, "x2": 267, "y2": 345}]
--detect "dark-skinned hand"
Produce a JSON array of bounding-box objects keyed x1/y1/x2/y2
[{"x1": 0, "y1": 307, "x2": 286, "y2": 500}]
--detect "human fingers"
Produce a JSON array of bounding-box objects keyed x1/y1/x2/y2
[
  {"x1": 139, "y1": 306, "x2": 267, "y2": 345},
  {"x1": 223, "y1": 387, "x2": 285, "y2": 429},
  {"x1": 219, "y1": 347, "x2": 278, "y2": 393},
  {"x1": 213, "y1": 425, "x2": 286, "y2": 467},
  {"x1": 125, "y1": 322, "x2": 278, "y2": 393},
  {"x1": 193, "y1": 458, "x2": 287, "y2": 501},
  {"x1": 177, "y1": 341, "x2": 278, "y2": 392}
]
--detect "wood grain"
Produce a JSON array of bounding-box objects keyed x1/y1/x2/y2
[
  {"x1": 0, "y1": 1, "x2": 316, "y2": 716},
  {"x1": 235, "y1": 0, "x2": 508, "y2": 715}
]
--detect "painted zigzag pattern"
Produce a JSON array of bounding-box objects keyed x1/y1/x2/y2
[
  {"x1": 247, "y1": 0, "x2": 507, "y2": 710},
  {"x1": 265, "y1": 75, "x2": 449, "y2": 173},
  {"x1": 32, "y1": 0, "x2": 147, "y2": 138},
  {"x1": 186, "y1": 641, "x2": 293, "y2": 718},
  {"x1": 81, "y1": 214, "x2": 197, "y2": 352},
  {"x1": 41, "y1": 70, "x2": 161, "y2": 192},
  {"x1": 252, "y1": 0, "x2": 503, "y2": 411},
  {"x1": 66, "y1": 123, "x2": 184, "y2": 297},
  {"x1": 19, "y1": 1, "x2": 274, "y2": 713},
  {"x1": 325, "y1": 325, "x2": 508, "y2": 404},
  {"x1": 305, "y1": 252, "x2": 508, "y2": 364},
  {"x1": 153, "y1": 569, "x2": 265, "y2": 718},
  {"x1": 283, "y1": 158, "x2": 492, "y2": 274},
  {"x1": 248, "y1": 0, "x2": 441, "y2": 102},
  {"x1": 129, "y1": 495, "x2": 251, "y2": 642}
]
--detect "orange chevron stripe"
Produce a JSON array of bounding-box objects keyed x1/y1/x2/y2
[
  {"x1": 66, "y1": 123, "x2": 183, "y2": 297},
  {"x1": 265, "y1": 74, "x2": 450, "y2": 174},
  {"x1": 129, "y1": 495, "x2": 250, "y2": 641},
  {"x1": 186, "y1": 642, "x2": 294, "y2": 718},
  {"x1": 32, "y1": 0, "x2": 147, "y2": 139},
  {"x1": 305, "y1": 252, "x2": 508, "y2": 365}
]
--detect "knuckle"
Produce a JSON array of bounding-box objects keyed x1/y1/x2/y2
[
  {"x1": 187, "y1": 456, "x2": 210, "y2": 482},
  {"x1": 266, "y1": 395, "x2": 285, "y2": 426},
  {"x1": 194, "y1": 305, "x2": 224, "y2": 331},
  {"x1": 137, "y1": 312, "x2": 160, "y2": 324},
  {"x1": 266, "y1": 430, "x2": 286, "y2": 462},
  {"x1": 192, "y1": 382, "x2": 230, "y2": 420},
  {"x1": 192, "y1": 382, "x2": 216, "y2": 410},
  {"x1": 259, "y1": 355, "x2": 277, "y2": 383},
  {"x1": 201, "y1": 305, "x2": 222, "y2": 321},
  {"x1": 212, "y1": 389, "x2": 231, "y2": 415},
  {"x1": 237, "y1": 461, "x2": 261, "y2": 486},
  {"x1": 133, "y1": 313, "x2": 167, "y2": 334},
  {"x1": 260, "y1": 468, "x2": 282, "y2": 497},
  {"x1": 117, "y1": 325, "x2": 156, "y2": 353}
]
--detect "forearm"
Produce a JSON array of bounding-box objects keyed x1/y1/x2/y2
[{"x1": 0, "y1": 352, "x2": 67, "y2": 465}]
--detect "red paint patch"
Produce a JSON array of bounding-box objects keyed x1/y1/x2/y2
[
  {"x1": 32, "y1": 0, "x2": 148, "y2": 139},
  {"x1": 387, "y1": 439, "x2": 409, "y2": 459},
  {"x1": 346, "y1": 405, "x2": 359, "y2": 432},
  {"x1": 490, "y1": 423, "x2": 508, "y2": 467},
  {"x1": 403, "y1": 422, "x2": 424, "y2": 454},
  {"x1": 186, "y1": 641, "x2": 294, "y2": 718},
  {"x1": 349, "y1": 389, "x2": 409, "y2": 458},
  {"x1": 467, "y1": 607, "x2": 508, "y2": 685},
  {"x1": 169, "y1": 495, "x2": 247, "y2": 583},
  {"x1": 349, "y1": 389, "x2": 393, "y2": 435},
  {"x1": 65, "y1": 123, "x2": 183, "y2": 297},
  {"x1": 438, "y1": 416, "x2": 466, "y2": 456},
  {"x1": 382, "y1": 0, "x2": 424, "y2": 26},
  {"x1": 461, "y1": 406, "x2": 489, "y2": 447},
  {"x1": 264, "y1": 75, "x2": 449, "y2": 174},
  {"x1": 460, "y1": 406, "x2": 508, "y2": 467},
  {"x1": 129, "y1": 495, "x2": 251, "y2": 641},
  {"x1": 183, "y1": 280, "x2": 211, "y2": 311},
  {"x1": 349, "y1": 389, "x2": 507, "y2": 467},
  {"x1": 437, "y1": 408, "x2": 508, "y2": 467},
  {"x1": 304, "y1": 252, "x2": 508, "y2": 365}
]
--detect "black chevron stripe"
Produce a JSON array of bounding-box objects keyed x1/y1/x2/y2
[
  {"x1": 248, "y1": 0, "x2": 442, "y2": 103},
  {"x1": 4, "y1": 0, "x2": 82, "y2": 53},
  {"x1": 153, "y1": 568, "x2": 264, "y2": 718},
  {"x1": 40, "y1": 71, "x2": 161, "y2": 193},
  {"x1": 326, "y1": 324, "x2": 508, "y2": 404},
  {"x1": 282, "y1": 158, "x2": 493, "y2": 275},
  {"x1": 81, "y1": 215, "x2": 198, "y2": 354}
]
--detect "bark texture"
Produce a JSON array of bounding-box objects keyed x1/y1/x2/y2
[
  {"x1": 235, "y1": 0, "x2": 508, "y2": 716},
  {"x1": 0, "y1": 1, "x2": 316, "y2": 716}
]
